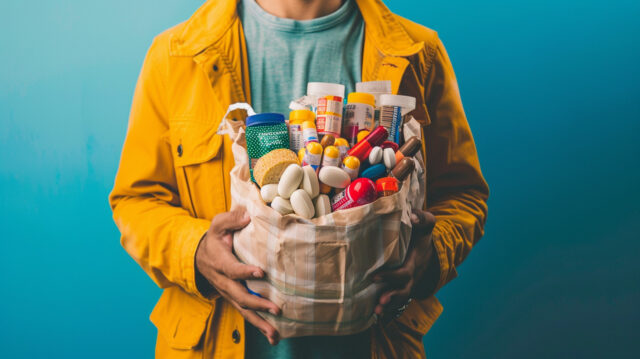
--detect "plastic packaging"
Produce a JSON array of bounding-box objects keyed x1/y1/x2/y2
[
  {"x1": 289, "y1": 109, "x2": 315, "y2": 153},
  {"x1": 360, "y1": 163, "x2": 387, "y2": 181},
  {"x1": 341, "y1": 155, "x2": 360, "y2": 180},
  {"x1": 355, "y1": 81, "x2": 391, "y2": 126},
  {"x1": 308, "y1": 82, "x2": 345, "y2": 137},
  {"x1": 321, "y1": 145, "x2": 341, "y2": 168},
  {"x1": 245, "y1": 113, "x2": 289, "y2": 177},
  {"x1": 278, "y1": 164, "x2": 304, "y2": 199},
  {"x1": 334, "y1": 137, "x2": 350, "y2": 161},
  {"x1": 302, "y1": 142, "x2": 323, "y2": 171},
  {"x1": 375, "y1": 177, "x2": 399, "y2": 197},
  {"x1": 348, "y1": 126, "x2": 389, "y2": 161},
  {"x1": 316, "y1": 96, "x2": 343, "y2": 137},
  {"x1": 379, "y1": 94, "x2": 416, "y2": 143},
  {"x1": 391, "y1": 157, "x2": 416, "y2": 182},
  {"x1": 302, "y1": 120, "x2": 319, "y2": 146},
  {"x1": 343, "y1": 93, "x2": 375, "y2": 146},
  {"x1": 330, "y1": 178, "x2": 377, "y2": 211},
  {"x1": 395, "y1": 136, "x2": 421, "y2": 163}
]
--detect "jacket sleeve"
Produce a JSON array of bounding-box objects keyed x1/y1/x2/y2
[
  {"x1": 109, "y1": 37, "x2": 211, "y2": 298},
  {"x1": 423, "y1": 38, "x2": 490, "y2": 292}
]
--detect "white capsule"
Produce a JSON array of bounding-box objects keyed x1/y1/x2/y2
[
  {"x1": 318, "y1": 166, "x2": 351, "y2": 189},
  {"x1": 290, "y1": 189, "x2": 315, "y2": 219},
  {"x1": 313, "y1": 194, "x2": 332, "y2": 217},
  {"x1": 260, "y1": 183, "x2": 279, "y2": 203},
  {"x1": 278, "y1": 164, "x2": 303, "y2": 199},
  {"x1": 300, "y1": 165, "x2": 320, "y2": 198},
  {"x1": 368, "y1": 146, "x2": 383, "y2": 165},
  {"x1": 383, "y1": 147, "x2": 396, "y2": 169},
  {"x1": 271, "y1": 196, "x2": 293, "y2": 215}
]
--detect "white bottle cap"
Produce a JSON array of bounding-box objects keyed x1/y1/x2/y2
[
  {"x1": 356, "y1": 81, "x2": 392, "y2": 106},
  {"x1": 307, "y1": 82, "x2": 345, "y2": 98},
  {"x1": 379, "y1": 94, "x2": 416, "y2": 116}
]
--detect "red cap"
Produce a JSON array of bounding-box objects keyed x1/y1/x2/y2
[{"x1": 376, "y1": 177, "x2": 399, "y2": 193}]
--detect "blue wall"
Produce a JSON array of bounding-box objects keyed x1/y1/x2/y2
[{"x1": 1, "y1": 1, "x2": 638, "y2": 358}]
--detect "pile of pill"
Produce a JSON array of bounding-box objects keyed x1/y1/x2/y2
[{"x1": 247, "y1": 81, "x2": 420, "y2": 218}]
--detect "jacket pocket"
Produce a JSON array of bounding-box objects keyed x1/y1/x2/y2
[
  {"x1": 150, "y1": 287, "x2": 214, "y2": 350},
  {"x1": 169, "y1": 118, "x2": 228, "y2": 219}
]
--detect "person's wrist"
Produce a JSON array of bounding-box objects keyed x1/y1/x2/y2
[
  {"x1": 413, "y1": 240, "x2": 440, "y2": 299},
  {"x1": 194, "y1": 232, "x2": 216, "y2": 298}
]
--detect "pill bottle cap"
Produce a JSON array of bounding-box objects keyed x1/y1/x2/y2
[
  {"x1": 376, "y1": 177, "x2": 399, "y2": 193},
  {"x1": 379, "y1": 94, "x2": 416, "y2": 116},
  {"x1": 343, "y1": 156, "x2": 360, "y2": 169},
  {"x1": 302, "y1": 121, "x2": 316, "y2": 130},
  {"x1": 349, "y1": 178, "x2": 377, "y2": 203},
  {"x1": 289, "y1": 109, "x2": 315, "y2": 124},
  {"x1": 347, "y1": 92, "x2": 375, "y2": 107},
  {"x1": 246, "y1": 113, "x2": 285, "y2": 126},
  {"x1": 356, "y1": 81, "x2": 392, "y2": 106},
  {"x1": 306, "y1": 141, "x2": 323, "y2": 154},
  {"x1": 334, "y1": 137, "x2": 350, "y2": 148},
  {"x1": 324, "y1": 145, "x2": 339, "y2": 158},
  {"x1": 356, "y1": 81, "x2": 392, "y2": 94},
  {"x1": 307, "y1": 82, "x2": 345, "y2": 98}
]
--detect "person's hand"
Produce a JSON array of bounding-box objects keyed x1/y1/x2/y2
[
  {"x1": 373, "y1": 209, "x2": 438, "y2": 321},
  {"x1": 195, "y1": 208, "x2": 281, "y2": 345}
]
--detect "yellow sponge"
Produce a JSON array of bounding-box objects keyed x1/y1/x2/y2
[{"x1": 253, "y1": 149, "x2": 300, "y2": 187}]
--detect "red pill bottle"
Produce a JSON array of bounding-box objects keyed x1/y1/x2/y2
[{"x1": 330, "y1": 178, "x2": 377, "y2": 211}]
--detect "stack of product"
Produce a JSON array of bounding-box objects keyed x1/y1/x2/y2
[{"x1": 246, "y1": 81, "x2": 418, "y2": 219}]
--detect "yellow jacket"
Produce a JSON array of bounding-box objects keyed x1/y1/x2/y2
[{"x1": 109, "y1": 0, "x2": 489, "y2": 357}]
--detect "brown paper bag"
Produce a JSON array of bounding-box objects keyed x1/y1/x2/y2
[{"x1": 219, "y1": 104, "x2": 426, "y2": 338}]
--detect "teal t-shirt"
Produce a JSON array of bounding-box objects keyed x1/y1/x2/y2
[
  {"x1": 239, "y1": 0, "x2": 364, "y2": 114},
  {"x1": 238, "y1": 0, "x2": 370, "y2": 358}
]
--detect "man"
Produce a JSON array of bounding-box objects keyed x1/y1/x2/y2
[{"x1": 109, "y1": 0, "x2": 489, "y2": 357}]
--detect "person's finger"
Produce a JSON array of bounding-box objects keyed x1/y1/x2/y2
[
  {"x1": 237, "y1": 307, "x2": 280, "y2": 346},
  {"x1": 374, "y1": 289, "x2": 398, "y2": 315},
  {"x1": 210, "y1": 208, "x2": 251, "y2": 234},
  {"x1": 410, "y1": 209, "x2": 436, "y2": 233},
  {"x1": 210, "y1": 242, "x2": 264, "y2": 279},
  {"x1": 224, "y1": 279, "x2": 281, "y2": 315}
]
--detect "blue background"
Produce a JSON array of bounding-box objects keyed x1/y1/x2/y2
[{"x1": 1, "y1": 0, "x2": 638, "y2": 357}]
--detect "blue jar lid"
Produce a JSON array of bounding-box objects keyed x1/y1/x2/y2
[{"x1": 246, "y1": 113, "x2": 285, "y2": 127}]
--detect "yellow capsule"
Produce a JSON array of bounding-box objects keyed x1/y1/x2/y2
[
  {"x1": 342, "y1": 155, "x2": 361, "y2": 180},
  {"x1": 334, "y1": 137, "x2": 349, "y2": 148},
  {"x1": 356, "y1": 130, "x2": 370, "y2": 143},
  {"x1": 306, "y1": 141, "x2": 323, "y2": 155},
  {"x1": 322, "y1": 145, "x2": 340, "y2": 167}
]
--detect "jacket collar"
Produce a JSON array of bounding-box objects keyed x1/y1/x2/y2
[{"x1": 170, "y1": 0, "x2": 424, "y2": 57}]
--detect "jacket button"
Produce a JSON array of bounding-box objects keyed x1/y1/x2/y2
[
  {"x1": 213, "y1": 64, "x2": 219, "y2": 72},
  {"x1": 232, "y1": 329, "x2": 241, "y2": 343},
  {"x1": 177, "y1": 144, "x2": 183, "y2": 157}
]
